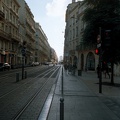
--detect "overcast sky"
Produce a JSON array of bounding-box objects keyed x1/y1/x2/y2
[{"x1": 25, "y1": 0, "x2": 72, "y2": 59}]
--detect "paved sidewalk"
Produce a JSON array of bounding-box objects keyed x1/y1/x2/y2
[
  {"x1": 79, "y1": 71, "x2": 120, "y2": 96},
  {"x1": 47, "y1": 67, "x2": 120, "y2": 120}
]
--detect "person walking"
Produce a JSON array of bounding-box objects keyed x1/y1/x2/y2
[
  {"x1": 68, "y1": 63, "x2": 72, "y2": 74},
  {"x1": 104, "y1": 63, "x2": 110, "y2": 79},
  {"x1": 72, "y1": 64, "x2": 77, "y2": 75}
]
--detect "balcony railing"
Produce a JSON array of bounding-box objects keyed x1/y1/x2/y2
[
  {"x1": 0, "y1": 10, "x2": 5, "y2": 20},
  {"x1": 76, "y1": 43, "x2": 96, "y2": 51},
  {"x1": 0, "y1": 29, "x2": 10, "y2": 40},
  {"x1": 10, "y1": 34, "x2": 20, "y2": 42},
  {"x1": 26, "y1": 29, "x2": 35, "y2": 42},
  {"x1": 69, "y1": 50, "x2": 75, "y2": 56}
]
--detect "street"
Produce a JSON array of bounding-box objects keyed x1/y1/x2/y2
[
  {"x1": 0, "y1": 65, "x2": 120, "y2": 120},
  {"x1": 0, "y1": 65, "x2": 60, "y2": 120}
]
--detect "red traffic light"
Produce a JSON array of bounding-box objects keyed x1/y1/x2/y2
[{"x1": 95, "y1": 48, "x2": 99, "y2": 55}]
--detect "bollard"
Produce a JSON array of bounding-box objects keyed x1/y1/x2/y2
[
  {"x1": 25, "y1": 71, "x2": 27, "y2": 79},
  {"x1": 78, "y1": 70, "x2": 82, "y2": 76},
  {"x1": 16, "y1": 73, "x2": 19, "y2": 82},
  {"x1": 61, "y1": 67, "x2": 63, "y2": 95},
  {"x1": 60, "y1": 98, "x2": 64, "y2": 120}
]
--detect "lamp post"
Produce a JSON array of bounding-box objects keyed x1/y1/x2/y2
[
  {"x1": 97, "y1": 27, "x2": 102, "y2": 93},
  {"x1": 21, "y1": 41, "x2": 26, "y2": 79}
]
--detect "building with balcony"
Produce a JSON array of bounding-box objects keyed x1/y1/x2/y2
[
  {"x1": 0, "y1": 0, "x2": 20, "y2": 65},
  {"x1": 64, "y1": 0, "x2": 98, "y2": 71},
  {"x1": 35, "y1": 22, "x2": 51, "y2": 64},
  {"x1": 50, "y1": 48, "x2": 58, "y2": 64},
  {"x1": 64, "y1": 1, "x2": 81, "y2": 66},
  {"x1": 17, "y1": 0, "x2": 36, "y2": 65},
  {"x1": 0, "y1": 0, "x2": 56, "y2": 67}
]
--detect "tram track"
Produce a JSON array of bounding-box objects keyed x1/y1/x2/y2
[
  {"x1": 0, "y1": 66, "x2": 56, "y2": 99},
  {"x1": 0, "y1": 66, "x2": 45, "y2": 80},
  {"x1": 0, "y1": 65, "x2": 61, "y2": 120}
]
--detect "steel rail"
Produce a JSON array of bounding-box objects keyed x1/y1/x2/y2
[{"x1": 12, "y1": 66, "x2": 60, "y2": 120}]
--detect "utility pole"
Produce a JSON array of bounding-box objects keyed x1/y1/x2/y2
[
  {"x1": 96, "y1": 27, "x2": 102, "y2": 93},
  {"x1": 21, "y1": 41, "x2": 26, "y2": 79}
]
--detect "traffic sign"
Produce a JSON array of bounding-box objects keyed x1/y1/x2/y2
[
  {"x1": 97, "y1": 43, "x2": 101, "y2": 48},
  {"x1": 97, "y1": 35, "x2": 101, "y2": 43},
  {"x1": 21, "y1": 47, "x2": 26, "y2": 56}
]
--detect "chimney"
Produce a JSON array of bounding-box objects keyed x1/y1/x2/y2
[{"x1": 72, "y1": 0, "x2": 76, "y2": 3}]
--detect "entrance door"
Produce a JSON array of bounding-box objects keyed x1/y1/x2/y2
[{"x1": 86, "y1": 52, "x2": 95, "y2": 70}]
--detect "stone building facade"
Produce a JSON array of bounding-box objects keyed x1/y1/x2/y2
[
  {"x1": 64, "y1": 0, "x2": 120, "y2": 76},
  {"x1": 0, "y1": 0, "x2": 55, "y2": 67},
  {"x1": 0, "y1": 0, "x2": 20, "y2": 65}
]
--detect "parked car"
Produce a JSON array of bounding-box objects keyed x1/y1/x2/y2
[
  {"x1": 34, "y1": 62, "x2": 39, "y2": 66},
  {"x1": 0, "y1": 63, "x2": 11, "y2": 71},
  {"x1": 44, "y1": 62, "x2": 49, "y2": 65},
  {"x1": 31, "y1": 62, "x2": 39, "y2": 66}
]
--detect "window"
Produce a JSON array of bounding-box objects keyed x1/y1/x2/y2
[
  {"x1": 76, "y1": 27, "x2": 78, "y2": 37},
  {"x1": 2, "y1": 6, "x2": 4, "y2": 12},
  {"x1": 6, "y1": 10, "x2": 9, "y2": 20},
  {"x1": 13, "y1": 28, "x2": 14, "y2": 35},
  {"x1": 1, "y1": 40, "x2": 3, "y2": 49},
  {"x1": 10, "y1": 13, "x2": 12, "y2": 21},
  {"x1": 16, "y1": 30, "x2": 17, "y2": 36},
  {"x1": 11, "y1": 1, "x2": 12, "y2": 8},
  {"x1": 14, "y1": 5, "x2": 15, "y2": 11},
  {"x1": 12, "y1": 43, "x2": 14, "y2": 50},
  {"x1": 73, "y1": 29, "x2": 75, "y2": 38},
  {"x1": 0, "y1": 40, "x2": 1, "y2": 49},
  {"x1": 16, "y1": 8, "x2": 18, "y2": 14},
  {"x1": 5, "y1": 41, "x2": 8, "y2": 50},
  {"x1": 9, "y1": 26, "x2": 11, "y2": 34},
  {"x1": 9, "y1": 42, "x2": 11, "y2": 49},
  {"x1": 5, "y1": 25, "x2": 8, "y2": 33},
  {"x1": 13, "y1": 16, "x2": 15, "y2": 24},
  {"x1": 1, "y1": 23, "x2": 4, "y2": 30}
]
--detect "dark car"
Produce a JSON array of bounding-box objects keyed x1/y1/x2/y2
[{"x1": 0, "y1": 63, "x2": 11, "y2": 71}]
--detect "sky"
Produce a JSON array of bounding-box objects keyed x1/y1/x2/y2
[{"x1": 25, "y1": 0, "x2": 72, "y2": 59}]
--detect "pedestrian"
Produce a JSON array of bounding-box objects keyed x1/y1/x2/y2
[
  {"x1": 104, "y1": 63, "x2": 110, "y2": 79},
  {"x1": 72, "y1": 64, "x2": 77, "y2": 75},
  {"x1": 64, "y1": 63, "x2": 68, "y2": 70},
  {"x1": 68, "y1": 63, "x2": 72, "y2": 74}
]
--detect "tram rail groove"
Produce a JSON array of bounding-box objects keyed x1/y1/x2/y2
[
  {"x1": 0, "y1": 66, "x2": 58, "y2": 99},
  {"x1": 11, "y1": 66, "x2": 60, "y2": 120}
]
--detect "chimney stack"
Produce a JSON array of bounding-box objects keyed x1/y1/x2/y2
[{"x1": 72, "y1": 0, "x2": 76, "y2": 3}]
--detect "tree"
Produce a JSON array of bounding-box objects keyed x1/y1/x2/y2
[
  {"x1": 82, "y1": 0, "x2": 120, "y2": 63},
  {"x1": 82, "y1": 0, "x2": 120, "y2": 84}
]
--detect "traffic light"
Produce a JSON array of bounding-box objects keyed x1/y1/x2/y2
[
  {"x1": 103, "y1": 29, "x2": 112, "y2": 47},
  {"x1": 95, "y1": 48, "x2": 99, "y2": 55}
]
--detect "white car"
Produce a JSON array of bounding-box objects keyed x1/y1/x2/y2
[
  {"x1": 31, "y1": 62, "x2": 39, "y2": 66},
  {"x1": 34, "y1": 62, "x2": 39, "y2": 66}
]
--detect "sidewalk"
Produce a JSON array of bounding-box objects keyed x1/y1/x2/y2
[
  {"x1": 47, "y1": 67, "x2": 120, "y2": 120},
  {"x1": 79, "y1": 71, "x2": 120, "y2": 96}
]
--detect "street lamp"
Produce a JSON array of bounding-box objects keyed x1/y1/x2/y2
[{"x1": 21, "y1": 41, "x2": 26, "y2": 79}]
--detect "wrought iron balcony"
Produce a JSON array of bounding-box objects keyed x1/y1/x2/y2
[
  {"x1": 0, "y1": 29, "x2": 10, "y2": 40},
  {"x1": 76, "y1": 43, "x2": 96, "y2": 51},
  {"x1": 69, "y1": 50, "x2": 75, "y2": 56},
  {"x1": 10, "y1": 34, "x2": 20, "y2": 42}
]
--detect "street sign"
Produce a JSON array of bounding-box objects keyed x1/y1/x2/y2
[
  {"x1": 21, "y1": 47, "x2": 26, "y2": 56},
  {"x1": 97, "y1": 43, "x2": 101, "y2": 48},
  {"x1": 97, "y1": 35, "x2": 101, "y2": 43}
]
